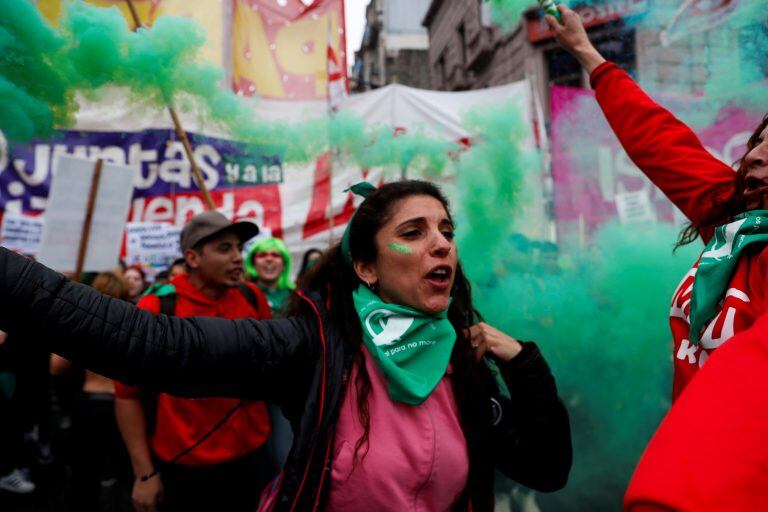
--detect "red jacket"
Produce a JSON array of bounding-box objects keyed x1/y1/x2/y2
[
  {"x1": 591, "y1": 62, "x2": 768, "y2": 511},
  {"x1": 114, "y1": 274, "x2": 272, "y2": 466}
]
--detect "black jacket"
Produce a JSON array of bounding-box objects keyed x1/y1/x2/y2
[{"x1": 0, "y1": 248, "x2": 571, "y2": 511}]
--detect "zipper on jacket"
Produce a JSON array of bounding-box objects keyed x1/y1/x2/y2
[{"x1": 288, "y1": 291, "x2": 329, "y2": 512}]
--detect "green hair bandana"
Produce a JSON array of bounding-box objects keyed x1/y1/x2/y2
[{"x1": 341, "y1": 181, "x2": 378, "y2": 265}]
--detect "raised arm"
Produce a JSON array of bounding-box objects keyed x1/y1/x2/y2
[
  {"x1": 547, "y1": 5, "x2": 735, "y2": 226},
  {"x1": 0, "y1": 248, "x2": 319, "y2": 402}
]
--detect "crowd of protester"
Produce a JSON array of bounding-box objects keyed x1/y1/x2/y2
[{"x1": 0, "y1": 211, "x2": 322, "y2": 512}]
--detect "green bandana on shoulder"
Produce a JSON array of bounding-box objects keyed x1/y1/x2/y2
[
  {"x1": 690, "y1": 209, "x2": 768, "y2": 344},
  {"x1": 352, "y1": 285, "x2": 456, "y2": 405},
  {"x1": 142, "y1": 282, "x2": 176, "y2": 298}
]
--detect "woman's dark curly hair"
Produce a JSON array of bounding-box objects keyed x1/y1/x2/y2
[
  {"x1": 301, "y1": 180, "x2": 495, "y2": 505},
  {"x1": 676, "y1": 113, "x2": 768, "y2": 248}
]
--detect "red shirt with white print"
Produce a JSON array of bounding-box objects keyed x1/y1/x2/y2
[{"x1": 591, "y1": 62, "x2": 768, "y2": 511}]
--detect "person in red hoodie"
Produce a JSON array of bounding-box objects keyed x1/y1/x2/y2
[
  {"x1": 114, "y1": 211, "x2": 275, "y2": 512},
  {"x1": 547, "y1": 5, "x2": 768, "y2": 511}
]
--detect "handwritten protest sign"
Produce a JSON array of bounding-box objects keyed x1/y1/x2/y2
[
  {"x1": 125, "y1": 222, "x2": 182, "y2": 268},
  {"x1": 615, "y1": 191, "x2": 656, "y2": 224},
  {"x1": 38, "y1": 155, "x2": 136, "y2": 272},
  {"x1": 1, "y1": 214, "x2": 44, "y2": 255}
]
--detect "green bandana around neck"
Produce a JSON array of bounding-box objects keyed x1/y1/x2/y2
[
  {"x1": 689, "y1": 210, "x2": 768, "y2": 345},
  {"x1": 352, "y1": 285, "x2": 456, "y2": 405}
]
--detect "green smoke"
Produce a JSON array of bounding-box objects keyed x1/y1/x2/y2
[
  {"x1": 0, "y1": 1, "x2": 455, "y2": 175},
  {"x1": 471, "y1": 221, "x2": 698, "y2": 510},
  {"x1": 453, "y1": 101, "x2": 702, "y2": 509},
  {"x1": 455, "y1": 100, "x2": 538, "y2": 276}
]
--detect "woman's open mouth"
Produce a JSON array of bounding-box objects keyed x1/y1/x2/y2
[
  {"x1": 425, "y1": 265, "x2": 453, "y2": 289},
  {"x1": 743, "y1": 184, "x2": 768, "y2": 208}
]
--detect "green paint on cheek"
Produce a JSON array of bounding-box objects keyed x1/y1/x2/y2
[{"x1": 389, "y1": 243, "x2": 413, "y2": 254}]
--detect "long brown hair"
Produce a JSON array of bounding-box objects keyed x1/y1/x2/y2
[
  {"x1": 92, "y1": 271, "x2": 130, "y2": 300},
  {"x1": 302, "y1": 180, "x2": 493, "y2": 503},
  {"x1": 676, "y1": 114, "x2": 768, "y2": 248}
]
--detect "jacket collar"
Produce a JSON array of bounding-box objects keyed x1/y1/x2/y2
[{"x1": 170, "y1": 273, "x2": 243, "y2": 306}]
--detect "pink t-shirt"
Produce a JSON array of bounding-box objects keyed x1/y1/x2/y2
[{"x1": 326, "y1": 348, "x2": 469, "y2": 511}]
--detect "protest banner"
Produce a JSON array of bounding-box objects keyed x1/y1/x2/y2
[
  {"x1": 550, "y1": 84, "x2": 761, "y2": 244},
  {"x1": 232, "y1": 0, "x2": 348, "y2": 100},
  {"x1": 37, "y1": 155, "x2": 137, "y2": 272},
  {"x1": 0, "y1": 79, "x2": 539, "y2": 264}
]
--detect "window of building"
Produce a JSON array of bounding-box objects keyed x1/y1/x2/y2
[
  {"x1": 545, "y1": 22, "x2": 636, "y2": 87},
  {"x1": 457, "y1": 23, "x2": 467, "y2": 65},
  {"x1": 437, "y1": 55, "x2": 447, "y2": 85}
]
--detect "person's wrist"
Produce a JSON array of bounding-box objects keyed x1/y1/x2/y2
[{"x1": 574, "y1": 46, "x2": 605, "y2": 74}]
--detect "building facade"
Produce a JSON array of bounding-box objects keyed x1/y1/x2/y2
[
  {"x1": 422, "y1": 0, "x2": 533, "y2": 91},
  {"x1": 352, "y1": 0, "x2": 432, "y2": 92},
  {"x1": 423, "y1": 0, "x2": 648, "y2": 111},
  {"x1": 422, "y1": 0, "x2": 756, "y2": 111}
]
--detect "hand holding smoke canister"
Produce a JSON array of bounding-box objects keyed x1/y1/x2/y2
[{"x1": 539, "y1": 0, "x2": 562, "y2": 22}]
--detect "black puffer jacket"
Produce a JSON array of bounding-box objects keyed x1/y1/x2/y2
[{"x1": 0, "y1": 248, "x2": 571, "y2": 511}]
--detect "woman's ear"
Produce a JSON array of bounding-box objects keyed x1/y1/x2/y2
[{"x1": 353, "y1": 260, "x2": 378, "y2": 287}]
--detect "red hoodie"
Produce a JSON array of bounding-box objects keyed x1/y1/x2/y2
[
  {"x1": 114, "y1": 273, "x2": 272, "y2": 466},
  {"x1": 590, "y1": 62, "x2": 768, "y2": 511}
]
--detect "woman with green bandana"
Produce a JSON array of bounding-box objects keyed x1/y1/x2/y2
[
  {"x1": 245, "y1": 237, "x2": 296, "y2": 320},
  {"x1": 550, "y1": 5, "x2": 768, "y2": 511},
  {"x1": 0, "y1": 180, "x2": 571, "y2": 511}
]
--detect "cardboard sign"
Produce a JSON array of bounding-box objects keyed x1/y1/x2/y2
[
  {"x1": 1, "y1": 214, "x2": 44, "y2": 255},
  {"x1": 125, "y1": 222, "x2": 182, "y2": 268},
  {"x1": 615, "y1": 190, "x2": 657, "y2": 224},
  {"x1": 38, "y1": 155, "x2": 137, "y2": 272}
]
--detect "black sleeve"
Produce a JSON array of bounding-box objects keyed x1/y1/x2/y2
[
  {"x1": 491, "y1": 342, "x2": 572, "y2": 492},
  {"x1": 0, "y1": 248, "x2": 320, "y2": 402}
]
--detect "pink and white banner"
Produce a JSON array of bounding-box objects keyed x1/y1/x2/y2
[{"x1": 550, "y1": 85, "x2": 762, "y2": 244}]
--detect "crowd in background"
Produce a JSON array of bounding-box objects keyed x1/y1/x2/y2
[{"x1": 0, "y1": 221, "x2": 323, "y2": 512}]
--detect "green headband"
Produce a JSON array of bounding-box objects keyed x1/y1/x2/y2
[{"x1": 341, "y1": 181, "x2": 378, "y2": 265}]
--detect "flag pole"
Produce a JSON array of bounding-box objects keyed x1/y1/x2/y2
[
  {"x1": 73, "y1": 159, "x2": 104, "y2": 283},
  {"x1": 326, "y1": 16, "x2": 335, "y2": 247},
  {"x1": 125, "y1": 0, "x2": 215, "y2": 211}
]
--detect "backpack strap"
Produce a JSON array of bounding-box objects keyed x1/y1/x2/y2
[
  {"x1": 143, "y1": 288, "x2": 177, "y2": 437},
  {"x1": 237, "y1": 282, "x2": 262, "y2": 313},
  {"x1": 158, "y1": 293, "x2": 177, "y2": 317}
]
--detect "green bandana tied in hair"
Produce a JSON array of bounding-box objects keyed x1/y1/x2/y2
[
  {"x1": 341, "y1": 182, "x2": 378, "y2": 265},
  {"x1": 353, "y1": 285, "x2": 456, "y2": 405},
  {"x1": 689, "y1": 210, "x2": 768, "y2": 345}
]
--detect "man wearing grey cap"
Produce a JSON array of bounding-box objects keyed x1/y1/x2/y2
[{"x1": 115, "y1": 211, "x2": 276, "y2": 512}]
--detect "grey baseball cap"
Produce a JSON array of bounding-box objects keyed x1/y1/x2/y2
[{"x1": 180, "y1": 211, "x2": 260, "y2": 252}]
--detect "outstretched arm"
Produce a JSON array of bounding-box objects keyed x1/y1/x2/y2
[
  {"x1": 547, "y1": 5, "x2": 735, "y2": 229},
  {"x1": 0, "y1": 248, "x2": 319, "y2": 401}
]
